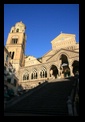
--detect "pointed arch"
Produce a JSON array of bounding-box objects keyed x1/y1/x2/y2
[
  {"x1": 58, "y1": 52, "x2": 69, "y2": 61},
  {"x1": 40, "y1": 66, "x2": 47, "y2": 78},
  {"x1": 50, "y1": 65, "x2": 58, "y2": 78},
  {"x1": 23, "y1": 70, "x2": 29, "y2": 81},
  {"x1": 31, "y1": 68, "x2": 38, "y2": 79},
  {"x1": 60, "y1": 54, "x2": 69, "y2": 65},
  {"x1": 59, "y1": 54, "x2": 71, "y2": 77}
]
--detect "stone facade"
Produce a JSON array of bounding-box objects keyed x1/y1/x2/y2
[
  {"x1": 4, "y1": 46, "x2": 19, "y2": 94},
  {"x1": 5, "y1": 21, "x2": 26, "y2": 71},
  {"x1": 5, "y1": 22, "x2": 79, "y2": 89}
]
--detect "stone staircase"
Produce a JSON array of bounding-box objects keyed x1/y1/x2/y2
[{"x1": 4, "y1": 77, "x2": 75, "y2": 116}]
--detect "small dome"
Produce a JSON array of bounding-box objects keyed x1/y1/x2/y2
[{"x1": 15, "y1": 21, "x2": 26, "y2": 29}]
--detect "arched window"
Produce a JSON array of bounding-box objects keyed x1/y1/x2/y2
[
  {"x1": 11, "y1": 52, "x2": 14, "y2": 59},
  {"x1": 23, "y1": 75, "x2": 26, "y2": 80},
  {"x1": 40, "y1": 67, "x2": 47, "y2": 78},
  {"x1": 10, "y1": 52, "x2": 11, "y2": 55},
  {"x1": 45, "y1": 71, "x2": 47, "y2": 77},
  {"x1": 12, "y1": 38, "x2": 18, "y2": 44},
  {"x1": 23, "y1": 72, "x2": 29, "y2": 81},
  {"x1": 31, "y1": 69, "x2": 37, "y2": 79},
  {"x1": 16, "y1": 29, "x2": 19, "y2": 32},
  {"x1": 26, "y1": 74, "x2": 29, "y2": 80}
]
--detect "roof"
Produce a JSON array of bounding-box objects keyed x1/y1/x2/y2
[
  {"x1": 15, "y1": 21, "x2": 26, "y2": 28},
  {"x1": 51, "y1": 33, "x2": 75, "y2": 43}
]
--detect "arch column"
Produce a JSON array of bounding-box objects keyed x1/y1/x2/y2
[
  {"x1": 50, "y1": 70, "x2": 53, "y2": 77},
  {"x1": 69, "y1": 65, "x2": 74, "y2": 76},
  {"x1": 57, "y1": 60, "x2": 62, "y2": 78},
  {"x1": 47, "y1": 69, "x2": 50, "y2": 79},
  {"x1": 37, "y1": 71, "x2": 40, "y2": 80},
  {"x1": 69, "y1": 59, "x2": 74, "y2": 76},
  {"x1": 29, "y1": 72, "x2": 31, "y2": 80},
  {"x1": 70, "y1": 66, "x2": 74, "y2": 76},
  {"x1": 57, "y1": 67, "x2": 61, "y2": 78},
  {"x1": 58, "y1": 68, "x2": 62, "y2": 78},
  {"x1": 57, "y1": 67, "x2": 64, "y2": 79}
]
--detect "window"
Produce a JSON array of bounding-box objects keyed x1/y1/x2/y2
[
  {"x1": 16, "y1": 29, "x2": 19, "y2": 32},
  {"x1": 14, "y1": 79, "x2": 17, "y2": 86},
  {"x1": 40, "y1": 67, "x2": 47, "y2": 78},
  {"x1": 23, "y1": 73, "x2": 29, "y2": 80},
  {"x1": 11, "y1": 52, "x2": 14, "y2": 59},
  {"x1": 26, "y1": 74, "x2": 29, "y2": 80},
  {"x1": 12, "y1": 38, "x2": 18, "y2": 44},
  {"x1": 31, "y1": 69, "x2": 37, "y2": 79},
  {"x1": 10, "y1": 52, "x2": 11, "y2": 55},
  {"x1": 9, "y1": 52, "x2": 12, "y2": 58},
  {"x1": 7, "y1": 78, "x2": 11, "y2": 83},
  {"x1": 23, "y1": 75, "x2": 26, "y2": 80},
  {"x1": 9, "y1": 51, "x2": 14, "y2": 59}
]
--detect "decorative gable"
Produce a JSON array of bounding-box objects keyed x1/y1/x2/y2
[
  {"x1": 51, "y1": 33, "x2": 76, "y2": 50},
  {"x1": 25, "y1": 56, "x2": 41, "y2": 66},
  {"x1": 46, "y1": 48, "x2": 79, "y2": 62}
]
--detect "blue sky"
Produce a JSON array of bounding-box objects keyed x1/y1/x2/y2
[{"x1": 4, "y1": 4, "x2": 79, "y2": 58}]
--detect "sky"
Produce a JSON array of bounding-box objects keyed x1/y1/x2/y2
[{"x1": 4, "y1": 4, "x2": 79, "y2": 58}]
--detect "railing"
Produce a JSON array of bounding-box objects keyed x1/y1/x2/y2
[{"x1": 67, "y1": 77, "x2": 79, "y2": 116}]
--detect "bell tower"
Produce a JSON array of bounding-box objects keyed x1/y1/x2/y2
[{"x1": 5, "y1": 21, "x2": 26, "y2": 71}]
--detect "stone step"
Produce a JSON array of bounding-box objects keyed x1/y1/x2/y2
[{"x1": 5, "y1": 77, "x2": 75, "y2": 116}]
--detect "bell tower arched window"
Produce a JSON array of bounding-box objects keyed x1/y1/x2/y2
[
  {"x1": 11, "y1": 52, "x2": 14, "y2": 59},
  {"x1": 16, "y1": 29, "x2": 19, "y2": 32},
  {"x1": 12, "y1": 38, "x2": 18, "y2": 44}
]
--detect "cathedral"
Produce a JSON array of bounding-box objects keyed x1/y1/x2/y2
[{"x1": 5, "y1": 21, "x2": 79, "y2": 89}]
